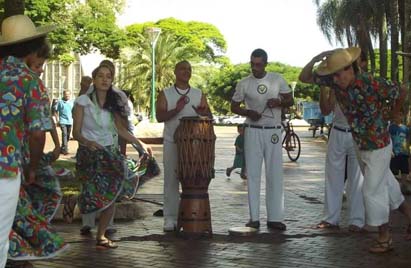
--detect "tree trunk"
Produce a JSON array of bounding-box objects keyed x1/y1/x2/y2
[
  {"x1": 4, "y1": 0, "x2": 25, "y2": 17},
  {"x1": 378, "y1": 5, "x2": 388, "y2": 78},
  {"x1": 403, "y1": 0, "x2": 411, "y2": 84},
  {"x1": 388, "y1": 0, "x2": 400, "y2": 82}
]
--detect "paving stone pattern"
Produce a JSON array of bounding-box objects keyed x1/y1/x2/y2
[{"x1": 34, "y1": 126, "x2": 411, "y2": 268}]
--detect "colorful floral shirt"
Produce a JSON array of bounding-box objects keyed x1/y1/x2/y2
[
  {"x1": 334, "y1": 72, "x2": 400, "y2": 151},
  {"x1": 0, "y1": 56, "x2": 52, "y2": 178}
]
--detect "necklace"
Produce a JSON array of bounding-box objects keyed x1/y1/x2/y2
[{"x1": 174, "y1": 84, "x2": 191, "y2": 104}]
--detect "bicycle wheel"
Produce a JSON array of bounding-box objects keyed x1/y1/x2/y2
[{"x1": 286, "y1": 132, "x2": 301, "y2": 161}]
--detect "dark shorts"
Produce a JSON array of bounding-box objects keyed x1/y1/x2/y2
[{"x1": 390, "y1": 155, "x2": 409, "y2": 175}]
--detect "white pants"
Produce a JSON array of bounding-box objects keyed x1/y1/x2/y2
[
  {"x1": 323, "y1": 128, "x2": 365, "y2": 227},
  {"x1": 244, "y1": 127, "x2": 284, "y2": 222},
  {"x1": 0, "y1": 174, "x2": 21, "y2": 268},
  {"x1": 82, "y1": 206, "x2": 115, "y2": 228},
  {"x1": 163, "y1": 141, "x2": 180, "y2": 225},
  {"x1": 356, "y1": 143, "x2": 404, "y2": 226}
]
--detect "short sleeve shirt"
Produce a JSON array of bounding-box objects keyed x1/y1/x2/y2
[
  {"x1": 334, "y1": 72, "x2": 399, "y2": 150},
  {"x1": 232, "y1": 72, "x2": 291, "y2": 126},
  {"x1": 0, "y1": 56, "x2": 52, "y2": 178}
]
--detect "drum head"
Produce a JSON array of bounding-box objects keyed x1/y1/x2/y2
[{"x1": 228, "y1": 226, "x2": 258, "y2": 236}]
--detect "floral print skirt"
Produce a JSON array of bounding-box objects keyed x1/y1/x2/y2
[
  {"x1": 8, "y1": 153, "x2": 67, "y2": 260},
  {"x1": 76, "y1": 145, "x2": 139, "y2": 214}
]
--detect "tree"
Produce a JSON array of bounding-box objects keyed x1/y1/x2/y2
[
  {"x1": 1, "y1": 0, "x2": 126, "y2": 59},
  {"x1": 118, "y1": 18, "x2": 228, "y2": 110}
]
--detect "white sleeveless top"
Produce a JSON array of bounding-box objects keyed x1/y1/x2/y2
[
  {"x1": 163, "y1": 85, "x2": 202, "y2": 143},
  {"x1": 333, "y1": 103, "x2": 349, "y2": 128}
]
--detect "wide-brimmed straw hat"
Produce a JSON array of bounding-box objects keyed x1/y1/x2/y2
[
  {"x1": 0, "y1": 15, "x2": 55, "y2": 46},
  {"x1": 316, "y1": 47, "x2": 361, "y2": 76}
]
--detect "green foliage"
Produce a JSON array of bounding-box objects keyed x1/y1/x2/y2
[
  {"x1": 119, "y1": 18, "x2": 228, "y2": 109},
  {"x1": 1, "y1": 0, "x2": 127, "y2": 58},
  {"x1": 204, "y1": 62, "x2": 313, "y2": 114},
  {"x1": 57, "y1": 53, "x2": 76, "y2": 66}
]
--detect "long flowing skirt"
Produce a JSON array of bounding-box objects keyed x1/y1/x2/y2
[
  {"x1": 8, "y1": 152, "x2": 68, "y2": 260},
  {"x1": 76, "y1": 145, "x2": 140, "y2": 214}
]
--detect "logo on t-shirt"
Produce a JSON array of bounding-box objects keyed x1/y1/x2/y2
[
  {"x1": 271, "y1": 133, "x2": 279, "y2": 144},
  {"x1": 257, "y1": 84, "x2": 268, "y2": 94}
]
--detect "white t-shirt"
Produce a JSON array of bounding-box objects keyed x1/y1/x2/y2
[
  {"x1": 74, "y1": 94, "x2": 118, "y2": 147},
  {"x1": 163, "y1": 85, "x2": 202, "y2": 143},
  {"x1": 232, "y1": 72, "x2": 291, "y2": 126},
  {"x1": 333, "y1": 103, "x2": 350, "y2": 128}
]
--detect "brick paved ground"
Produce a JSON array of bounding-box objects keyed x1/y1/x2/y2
[{"x1": 30, "y1": 126, "x2": 411, "y2": 268}]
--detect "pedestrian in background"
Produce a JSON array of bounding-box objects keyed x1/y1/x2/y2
[
  {"x1": 389, "y1": 110, "x2": 411, "y2": 182},
  {"x1": 226, "y1": 124, "x2": 247, "y2": 180},
  {"x1": 55, "y1": 90, "x2": 74, "y2": 155}
]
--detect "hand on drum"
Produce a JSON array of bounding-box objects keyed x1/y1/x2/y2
[{"x1": 192, "y1": 104, "x2": 210, "y2": 117}]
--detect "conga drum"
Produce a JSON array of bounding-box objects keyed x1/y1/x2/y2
[{"x1": 174, "y1": 116, "x2": 216, "y2": 236}]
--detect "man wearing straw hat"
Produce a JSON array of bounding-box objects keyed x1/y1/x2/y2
[
  {"x1": 299, "y1": 50, "x2": 366, "y2": 233},
  {"x1": 305, "y1": 47, "x2": 411, "y2": 253},
  {"x1": 0, "y1": 14, "x2": 55, "y2": 267}
]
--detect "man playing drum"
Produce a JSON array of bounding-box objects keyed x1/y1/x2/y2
[{"x1": 156, "y1": 60, "x2": 211, "y2": 232}]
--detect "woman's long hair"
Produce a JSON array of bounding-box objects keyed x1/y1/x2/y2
[{"x1": 91, "y1": 65, "x2": 126, "y2": 117}]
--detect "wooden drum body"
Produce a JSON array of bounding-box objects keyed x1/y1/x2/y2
[{"x1": 174, "y1": 116, "x2": 216, "y2": 236}]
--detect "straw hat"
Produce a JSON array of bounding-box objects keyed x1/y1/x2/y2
[
  {"x1": 0, "y1": 15, "x2": 55, "y2": 46},
  {"x1": 316, "y1": 47, "x2": 361, "y2": 76}
]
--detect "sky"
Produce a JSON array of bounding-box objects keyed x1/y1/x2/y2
[{"x1": 116, "y1": 0, "x2": 338, "y2": 67}]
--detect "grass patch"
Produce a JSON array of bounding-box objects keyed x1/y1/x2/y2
[{"x1": 52, "y1": 159, "x2": 80, "y2": 196}]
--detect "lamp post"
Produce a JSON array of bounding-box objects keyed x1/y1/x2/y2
[{"x1": 147, "y1": 27, "x2": 161, "y2": 122}]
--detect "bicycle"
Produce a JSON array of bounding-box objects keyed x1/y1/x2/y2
[{"x1": 281, "y1": 114, "x2": 301, "y2": 161}]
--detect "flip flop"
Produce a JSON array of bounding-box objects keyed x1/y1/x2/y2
[
  {"x1": 369, "y1": 238, "x2": 393, "y2": 253},
  {"x1": 96, "y1": 239, "x2": 118, "y2": 250},
  {"x1": 316, "y1": 221, "x2": 339, "y2": 229}
]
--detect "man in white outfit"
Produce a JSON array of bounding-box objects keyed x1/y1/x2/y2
[
  {"x1": 156, "y1": 60, "x2": 211, "y2": 232},
  {"x1": 231, "y1": 49, "x2": 294, "y2": 230},
  {"x1": 307, "y1": 47, "x2": 411, "y2": 253},
  {"x1": 299, "y1": 52, "x2": 365, "y2": 232}
]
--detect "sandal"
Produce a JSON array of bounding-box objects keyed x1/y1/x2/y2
[
  {"x1": 316, "y1": 221, "x2": 339, "y2": 229},
  {"x1": 406, "y1": 224, "x2": 411, "y2": 241},
  {"x1": 96, "y1": 238, "x2": 118, "y2": 250},
  {"x1": 63, "y1": 194, "x2": 77, "y2": 224},
  {"x1": 369, "y1": 238, "x2": 393, "y2": 253}
]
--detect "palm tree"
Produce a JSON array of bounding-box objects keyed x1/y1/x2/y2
[
  {"x1": 387, "y1": 0, "x2": 400, "y2": 81},
  {"x1": 118, "y1": 32, "x2": 194, "y2": 111},
  {"x1": 403, "y1": 0, "x2": 411, "y2": 83}
]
